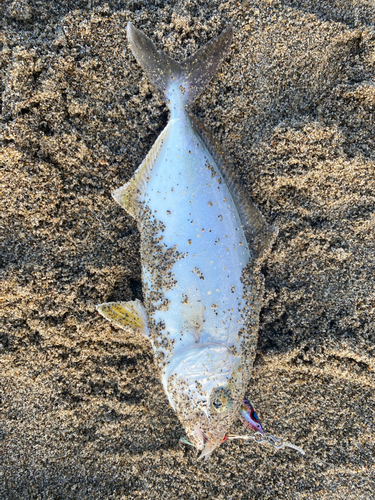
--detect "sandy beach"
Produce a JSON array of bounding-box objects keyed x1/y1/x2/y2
[{"x1": 1, "y1": 0, "x2": 374, "y2": 498}]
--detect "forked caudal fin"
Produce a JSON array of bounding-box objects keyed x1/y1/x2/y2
[{"x1": 127, "y1": 22, "x2": 233, "y2": 109}]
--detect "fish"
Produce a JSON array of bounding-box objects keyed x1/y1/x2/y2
[{"x1": 97, "y1": 22, "x2": 278, "y2": 459}]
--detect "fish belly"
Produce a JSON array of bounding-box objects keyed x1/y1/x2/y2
[{"x1": 137, "y1": 117, "x2": 251, "y2": 367}]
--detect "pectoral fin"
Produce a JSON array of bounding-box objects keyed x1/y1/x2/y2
[
  {"x1": 97, "y1": 299, "x2": 149, "y2": 337},
  {"x1": 181, "y1": 285, "x2": 204, "y2": 343}
]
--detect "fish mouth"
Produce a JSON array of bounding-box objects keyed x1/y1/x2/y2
[
  {"x1": 181, "y1": 428, "x2": 227, "y2": 459},
  {"x1": 194, "y1": 427, "x2": 227, "y2": 460},
  {"x1": 197, "y1": 435, "x2": 226, "y2": 461}
]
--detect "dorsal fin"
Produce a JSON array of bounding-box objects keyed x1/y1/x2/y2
[{"x1": 188, "y1": 113, "x2": 278, "y2": 261}]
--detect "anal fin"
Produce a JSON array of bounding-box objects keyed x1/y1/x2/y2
[{"x1": 97, "y1": 299, "x2": 149, "y2": 337}]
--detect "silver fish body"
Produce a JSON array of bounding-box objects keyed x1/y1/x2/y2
[{"x1": 98, "y1": 23, "x2": 276, "y2": 459}]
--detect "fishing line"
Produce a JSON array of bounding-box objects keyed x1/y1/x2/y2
[
  {"x1": 180, "y1": 432, "x2": 305, "y2": 455},
  {"x1": 227, "y1": 432, "x2": 306, "y2": 455}
]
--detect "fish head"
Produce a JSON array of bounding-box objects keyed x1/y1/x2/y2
[{"x1": 165, "y1": 343, "x2": 245, "y2": 458}]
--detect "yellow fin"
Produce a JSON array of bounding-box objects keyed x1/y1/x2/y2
[{"x1": 96, "y1": 299, "x2": 149, "y2": 336}]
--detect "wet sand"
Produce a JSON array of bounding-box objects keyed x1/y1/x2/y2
[{"x1": 1, "y1": 0, "x2": 374, "y2": 498}]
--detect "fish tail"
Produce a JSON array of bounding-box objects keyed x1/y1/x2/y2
[{"x1": 127, "y1": 22, "x2": 232, "y2": 107}]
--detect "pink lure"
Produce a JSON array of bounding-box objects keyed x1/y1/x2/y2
[{"x1": 240, "y1": 399, "x2": 264, "y2": 433}]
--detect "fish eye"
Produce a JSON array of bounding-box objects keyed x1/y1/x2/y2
[{"x1": 210, "y1": 387, "x2": 231, "y2": 414}]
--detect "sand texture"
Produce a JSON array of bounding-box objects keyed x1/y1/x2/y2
[{"x1": 1, "y1": 0, "x2": 375, "y2": 498}]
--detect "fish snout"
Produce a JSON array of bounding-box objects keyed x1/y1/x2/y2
[{"x1": 197, "y1": 433, "x2": 227, "y2": 460}]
